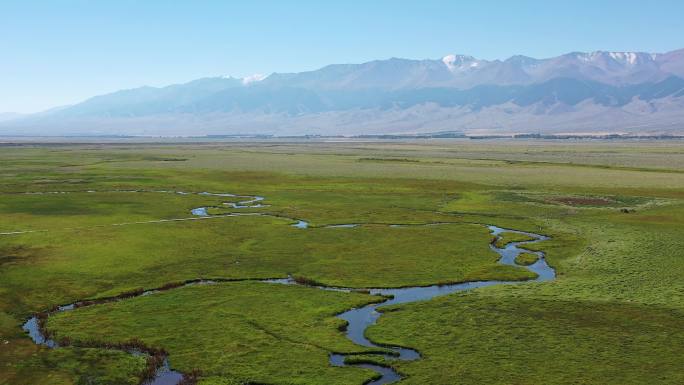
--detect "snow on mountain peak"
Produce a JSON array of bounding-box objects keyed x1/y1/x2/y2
[
  {"x1": 442, "y1": 54, "x2": 457, "y2": 70},
  {"x1": 442, "y1": 54, "x2": 477, "y2": 71},
  {"x1": 242, "y1": 73, "x2": 268, "y2": 85},
  {"x1": 608, "y1": 52, "x2": 638, "y2": 64},
  {"x1": 574, "y1": 51, "x2": 656, "y2": 65}
]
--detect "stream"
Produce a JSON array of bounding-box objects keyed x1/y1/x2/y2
[
  {"x1": 20, "y1": 191, "x2": 554, "y2": 385},
  {"x1": 282, "y1": 222, "x2": 553, "y2": 384}
]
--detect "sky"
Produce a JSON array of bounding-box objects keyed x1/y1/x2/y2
[{"x1": 2, "y1": 0, "x2": 684, "y2": 113}]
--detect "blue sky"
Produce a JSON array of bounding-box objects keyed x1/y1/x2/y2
[{"x1": 2, "y1": 0, "x2": 684, "y2": 113}]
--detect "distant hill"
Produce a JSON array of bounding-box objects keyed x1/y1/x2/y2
[{"x1": 3, "y1": 49, "x2": 684, "y2": 136}]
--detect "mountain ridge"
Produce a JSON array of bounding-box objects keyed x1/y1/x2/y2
[{"x1": 3, "y1": 48, "x2": 684, "y2": 136}]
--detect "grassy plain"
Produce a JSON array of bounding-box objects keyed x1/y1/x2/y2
[
  {"x1": 1, "y1": 139, "x2": 683, "y2": 385},
  {"x1": 47, "y1": 282, "x2": 384, "y2": 385}
]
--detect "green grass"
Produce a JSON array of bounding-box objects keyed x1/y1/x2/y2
[
  {"x1": 47, "y1": 281, "x2": 383, "y2": 385},
  {"x1": 1, "y1": 140, "x2": 683, "y2": 384},
  {"x1": 514, "y1": 252, "x2": 539, "y2": 266},
  {"x1": 1, "y1": 345, "x2": 146, "y2": 385},
  {"x1": 365, "y1": 202, "x2": 684, "y2": 385},
  {"x1": 0, "y1": 215, "x2": 525, "y2": 315},
  {"x1": 368, "y1": 295, "x2": 684, "y2": 385}
]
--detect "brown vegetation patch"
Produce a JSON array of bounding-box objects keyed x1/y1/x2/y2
[
  {"x1": 292, "y1": 276, "x2": 324, "y2": 286},
  {"x1": 547, "y1": 196, "x2": 615, "y2": 206}
]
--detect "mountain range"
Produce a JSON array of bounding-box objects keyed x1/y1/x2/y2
[{"x1": 3, "y1": 49, "x2": 684, "y2": 136}]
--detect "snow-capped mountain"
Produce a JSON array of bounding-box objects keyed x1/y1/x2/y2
[
  {"x1": 3, "y1": 48, "x2": 684, "y2": 136},
  {"x1": 258, "y1": 49, "x2": 683, "y2": 90}
]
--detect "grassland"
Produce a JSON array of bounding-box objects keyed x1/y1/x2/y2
[
  {"x1": 46, "y1": 282, "x2": 384, "y2": 385},
  {"x1": 513, "y1": 252, "x2": 539, "y2": 266},
  {"x1": 366, "y1": 204, "x2": 684, "y2": 384},
  {"x1": 1, "y1": 139, "x2": 683, "y2": 385}
]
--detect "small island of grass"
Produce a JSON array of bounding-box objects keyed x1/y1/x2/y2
[{"x1": 515, "y1": 252, "x2": 540, "y2": 266}]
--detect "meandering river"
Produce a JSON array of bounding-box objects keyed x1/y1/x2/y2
[{"x1": 18, "y1": 191, "x2": 554, "y2": 385}]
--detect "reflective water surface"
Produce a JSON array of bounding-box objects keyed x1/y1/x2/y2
[{"x1": 20, "y1": 190, "x2": 553, "y2": 385}]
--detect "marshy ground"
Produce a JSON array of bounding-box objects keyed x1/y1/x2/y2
[{"x1": 1, "y1": 139, "x2": 683, "y2": 384}]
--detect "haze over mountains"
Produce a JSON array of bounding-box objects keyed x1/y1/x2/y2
[{"x1": 3, "y1": 49, "x2": 684, "y2": 136}]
